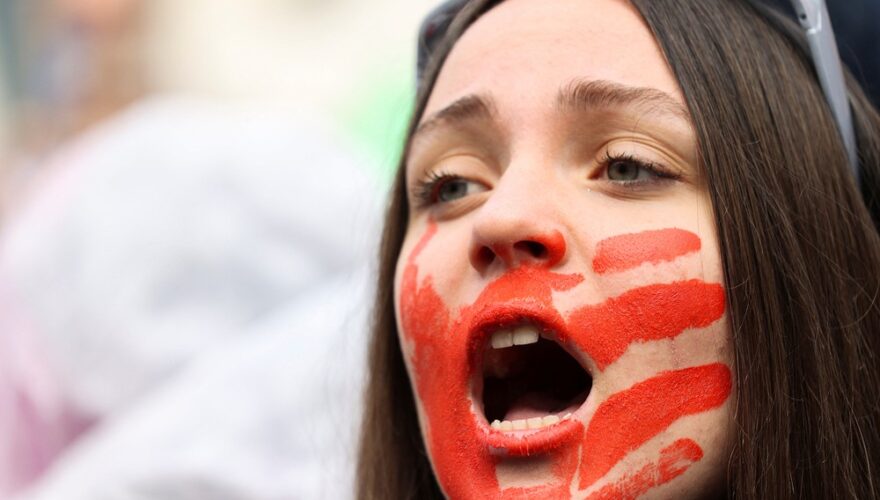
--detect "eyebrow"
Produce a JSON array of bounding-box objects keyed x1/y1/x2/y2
[
  {"x1": 413, "y1": 94, "x2": 497, "y2": 141},
  {"x1": 411, "y1": 79, "x2": 690, "y2": 144},
  {"x1": 557, "y1": 79, "x2": 690, "y2": 121}
]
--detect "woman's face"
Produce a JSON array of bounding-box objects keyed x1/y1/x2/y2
[{"x1": 394, "y1": 0, "x2": 734, "y2": 498}]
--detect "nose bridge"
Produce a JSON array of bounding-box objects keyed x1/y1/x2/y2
[{"x1": 469, "y1": 164, "x2": 567, "y2": 272}]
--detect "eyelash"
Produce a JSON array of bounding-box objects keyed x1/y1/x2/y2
[
  {"x1": 411, "y1": 152, "x2": 680, "y2": 208},
  {"x1": 412, "y1": 169, "x2": 459, "y2": 209}
]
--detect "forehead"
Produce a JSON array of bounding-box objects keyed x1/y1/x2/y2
[{"x1": 423, "y1": 0, "x2": 685, "y2": 120}]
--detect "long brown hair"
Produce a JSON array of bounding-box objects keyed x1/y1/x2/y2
[{"x1": 357, "y1": 1, "x2": 880, "y2": 498}]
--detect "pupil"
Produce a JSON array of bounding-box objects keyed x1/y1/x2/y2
[
  {"x1": 439, "y1": 180, "x2": 468, "y2": 201},
  {"x1": 610, "y1": 161, "x2": 639, "y2": 181}
]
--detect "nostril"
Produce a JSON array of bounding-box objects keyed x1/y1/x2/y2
[
  {"x1": 470, "y1": 231, "x2": 566, "y2": 272},
  {"x1": 475, "y1": 246, "x2": 496, "y2": 269},
  {"x1": 514, "y1": 240, "x2": 548, "y2": 260}
]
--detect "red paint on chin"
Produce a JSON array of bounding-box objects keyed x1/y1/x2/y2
[
  {"x1": 569, "y1": 280, "x2": 726, "y2": 370},
  {"x1": 495, "y1": 439, "x2": 583, "y2": 499},
  {"x1": 587, "y1": 439, "x2": 704, "y2": 500},
  {"x1": 592, "y1": 228, "x2": 701, "y2": 274},
  {"x1": 578, "y1": 364, "x2": 732, "y2": 489}
]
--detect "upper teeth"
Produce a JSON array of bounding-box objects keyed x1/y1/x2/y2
[{"x1": 490, "y1": 325, "x2": 540, "y2": 349}]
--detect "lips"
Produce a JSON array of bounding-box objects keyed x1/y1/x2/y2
[{"x1": 466, "y1": 303, "x2": 593, "y2": 456}]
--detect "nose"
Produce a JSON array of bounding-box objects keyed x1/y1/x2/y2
[{"x1": 468, "y1": 194, "x2": 568, "y2": 274}]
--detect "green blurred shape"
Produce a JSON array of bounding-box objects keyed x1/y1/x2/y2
[{"x1": 339, "y1": 64, "x2": 415, "y2": 184}]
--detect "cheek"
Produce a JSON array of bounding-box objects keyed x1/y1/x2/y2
[{"x1": 396, "y1": 222, "x2": 478, "y2": 312}]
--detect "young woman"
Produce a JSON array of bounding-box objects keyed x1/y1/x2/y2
[{"x1": 359, "y1": 0, "x2": 880, "y2": 498}]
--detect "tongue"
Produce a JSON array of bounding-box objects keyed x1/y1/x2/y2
[{"x1": 503, "y1": 392, "x2": 568, "y2": 421}]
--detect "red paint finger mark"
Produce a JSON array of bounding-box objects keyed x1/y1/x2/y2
[
  {"x1": 592, "y1": 228, "x2": 701, "y2": 274},
  {"x1": 587, "y1": 438, "x2": 703, "y2": 500},
  {"x1": 578, "y1": 363, "x2": 731, "y2": 489},
  {"x1": 400, "y1": 222, "x2": 448, "y2": 345},
  {"x1": 568, "y1": 280, "x2": 725, "y2": 370},
  {"x1": 408, "y1": 221, "x2": 438, "y2": 265}
]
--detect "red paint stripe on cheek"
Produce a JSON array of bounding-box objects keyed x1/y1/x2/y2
[
  {"x1": 587, "y1": 439, "x2": 704, "y2": 500},
  {"x1": 579, "y1": 363, "x2": 732, "y2": 489},
  {"x1": 568, "y1": 280, "x2": 726, "y2": 370},
  {"x1": 592, "y1": 228, "x2": 701, "y2": 274}
]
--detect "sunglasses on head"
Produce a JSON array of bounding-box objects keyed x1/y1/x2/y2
[{"x1": 415, "y1": 0, "x2": 860, "y2": 185}]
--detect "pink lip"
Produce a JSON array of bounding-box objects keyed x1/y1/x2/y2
[{"x1": 466, "y1": 302, "x2": 591, "y2": 457}]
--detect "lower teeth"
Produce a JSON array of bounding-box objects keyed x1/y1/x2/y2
[{"x1": 490, "y1": 412, "x2": 572, "y2": 431}]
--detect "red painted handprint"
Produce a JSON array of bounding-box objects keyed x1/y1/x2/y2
[{"x1": 399, "y1": 223, "x2": 731, "y2": 499}]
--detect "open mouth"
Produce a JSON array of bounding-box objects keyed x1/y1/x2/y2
[{"x1": 478, "y1": 323, "x2": 592, "y2": 434}]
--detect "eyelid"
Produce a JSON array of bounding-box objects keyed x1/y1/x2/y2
[
  {"x1": 596, "y1": 139, "x2": 689, "y2": 179},
  {"x1": 407, "y1": 129, "x2": 502, "y2": 176}
]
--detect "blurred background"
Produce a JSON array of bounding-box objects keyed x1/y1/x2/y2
[
  {"x1": 0, "y1": 1, "x2": 877, "y2": 499},
  {"x1": 0, "y1": 0, "x2": 435, "y2": 193},
  {"x1": 0, "y1": 1, "x2": 438, "y2": 499}
]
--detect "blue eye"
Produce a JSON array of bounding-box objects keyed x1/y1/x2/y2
[
  {"x1": 437, "y1": 178, "x2": 478, "y2": 202},
  {"x1": 601, "y1": 152, "x2": 678, "y2": 184},
  {"x1": 608, "y1": 158, "x2": 649, "y2": 181},
  {"x1": 414, "y1": 171, "x2": 488, "y2": 207}
]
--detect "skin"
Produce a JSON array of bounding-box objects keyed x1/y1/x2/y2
[{"x1": 394, "y1": 0, "x2": 734, "y2": 498}]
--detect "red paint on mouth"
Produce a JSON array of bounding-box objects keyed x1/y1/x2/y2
[
  {"x1": 578, "y1": 363, "x2": 732, "y2": 489},
  {"x1": 587, "y1": 438, "x2": 704, "y2": 500},
  {"x1": 592, "y1": 228, "x2": 701, "y2": 274},
  {"x1": 569, "y1": 280, "x2": 725, "y2": 370}
]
